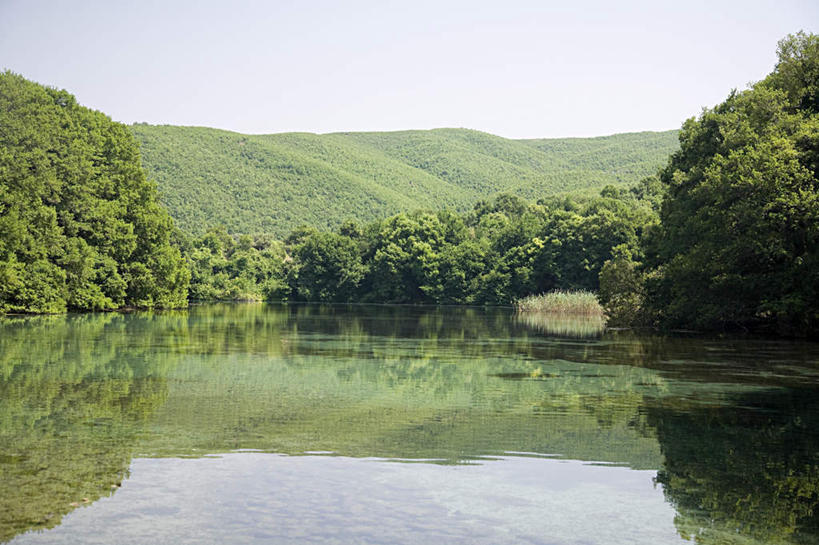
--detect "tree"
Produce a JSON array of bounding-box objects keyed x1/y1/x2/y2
[
  {"x1": 293, "y1": 232, "x2": 364, "y2": 302},
  {"x1": 646, "y1": 33, "x2": 819, "y2": 334},
  {"x1": 367, "y1": 213, "x2": 446, "y2": 303},
  {"x1": 0, "y1": 72, "x2": 189, "y2": 312}
]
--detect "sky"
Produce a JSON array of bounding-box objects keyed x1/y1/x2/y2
[{"x1": 1, "y1": 0, "x2": 816, "y2": 139}]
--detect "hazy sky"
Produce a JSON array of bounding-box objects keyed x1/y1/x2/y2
[{"x1": 1, "y1": 0, "x2": 816, "y2": 138}]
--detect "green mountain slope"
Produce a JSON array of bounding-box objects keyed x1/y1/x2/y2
[{"x1": 131, "y1": 125, "x2": 679, "y2": 236}]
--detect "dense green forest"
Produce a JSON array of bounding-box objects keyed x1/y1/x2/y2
[
  {"x1": 183, "y1": 184, "x2": 660, "y2": 305},
  {"x1": 1, "y1": 32, "x2": 816, "y2": 336},
  {"x1": 131, "y1": 124, "x2": 679, "y2": 236},
  {"x1": 184, "y1": 32, "x2": 819, "y2": 336},
  {"x1": 609, "y1": 31, "x2": 819, "y2": 335},
  {"x1": 0, "y1": 72, "x2": 189, "y2": 313}
]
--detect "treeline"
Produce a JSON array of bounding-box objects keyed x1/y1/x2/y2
[
  {"x1": 0, "y1": 72, "x2": 189, "y2": 313},
  {"x1": 184, "y1": 32, "x2": 819, "y2": 336},
  {"x1": 603, "y1": 31, "x2": 819, "y2": 335},
  {"x1": 183, "y1": 181, "x2": 660, "y2": 306},
  {"x1": 1, "y1": 33, "x2": 816, "y2": 336},
  {"x1": 131, "y1": 124, "x2": 679, "y2": 237}
]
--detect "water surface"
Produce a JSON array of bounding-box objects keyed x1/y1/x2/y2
[{"x1": 1, "y1": 304, "x2": 818, "y2": 544}]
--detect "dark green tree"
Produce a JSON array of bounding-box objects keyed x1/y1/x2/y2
[
  {"x1": 292, "y1": 232, "x2": 364, "y2": 302},
  {"x1": 0, "y1": 72, "x2": 189, "y2": 313},
  {"x1": 647, "y1": 32, "x2": 819, "y2": 334}
]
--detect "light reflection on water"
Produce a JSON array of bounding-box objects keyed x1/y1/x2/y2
[
  {"x1": 1, "y1": 303, "x2": 818, "y2": 544},
  {"x1": 10, "y1": 454, "x2": 680, "y2": 545}
]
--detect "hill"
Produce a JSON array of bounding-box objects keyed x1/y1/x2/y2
[{"x1": 131, "y1": 125, "x2": 679, "y2": 236}]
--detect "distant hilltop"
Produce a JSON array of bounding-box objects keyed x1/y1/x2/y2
[{"x1": 131, "y1": 125, "x2": 680, "y2": 236}]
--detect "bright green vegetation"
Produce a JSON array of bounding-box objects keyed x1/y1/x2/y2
[
  {"x1": 515, "y1": 290, "x2": 603, "y2": 315},
  {"x1": 186, "y1": 185, "x2": 660, "y2": 305},
  {"x1": 169, "y1": 33, "x2": 819, "y2": 336},
  {"x1": 2, "y1": 33, "x2": 816, "y2": 339},
  {"x1": 601, "y1": 32, "x2": 819, "y2": 336},
  {"x1": 0, "y1": 70, "x2": 665, "y2": 314},
  {"x1": 0, "y1": 72, "x2": 189, "y2": 313},
  {"x1": 2, "y1": 304, "x2": 818, "y2": 543},
  {"x1": 130, "y1": 123, "x2": 679, "y2": 236},
  {"x1": 185, "y1": 228, "x2": 288, "y2": 301}
]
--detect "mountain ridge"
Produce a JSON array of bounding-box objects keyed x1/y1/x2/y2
[{"x1": 131, "y1": 124, "x2": 680, "y2": 236}]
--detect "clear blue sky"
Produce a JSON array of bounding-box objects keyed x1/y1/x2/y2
[{"x1": 1, "y1": 0, "x2": 816, "y2": 138}]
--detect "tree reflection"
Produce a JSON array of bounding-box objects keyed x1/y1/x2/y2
[
  {"x1": 649, "y1": 389, "x2": 819, "y2": 544},
  {"x1": 1, "y1": 304, "x2": 818, "y2": 544},
  {"x1": 0, "y1": 313, "x2": 183, "y2": 542}
]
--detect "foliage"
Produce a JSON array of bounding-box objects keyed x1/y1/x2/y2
[
  {"x1": 645, "y1": 32, "x2": 819, "y2": 335},
  {"x1": 130, "y1": 124, "x2": 679, "y2": 237},
  {"x1": 598, "y1": 245, "x2": 651, "y2": 327},
  {"x1": 292, "y1": 231, "x2": 364, "y2": 301},
  {"x1": 183, "y1": 188, "x2": 660, "y2": 307},
  {"x1": 186, "y1": 227, "x2": 288, "y2": 301},
  {"x1": 365, "y1": 212, "x2": 450, "y2": 303},
  {"x1": 0, "y1": 72, "x2": 189, "y2": 313},
  {"x1": 352, "y1": 189, "x2": 657, "y2": 305}
]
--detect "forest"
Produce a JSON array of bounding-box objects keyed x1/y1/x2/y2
[
  {"x1": 0, "y1": 72, "x2": 189, "y2": 313},
  {"x1": 1, "y1": 32, "x2": 817, "y2": 336},
  {"x1": 131, "y1": 124, "x2": 679, "y2": 236},
  {"x1": 182, "y1": 184, "x2": 659, "y2": 307}
]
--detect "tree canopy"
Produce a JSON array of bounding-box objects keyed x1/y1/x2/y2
[
  {"x1": 0, "y1": 72, "x2": 189, "y2": 313},
  {"x1": 184, "y1": 186, "x2": 661, "y2": 307},
  {"x1": 131, "y1": 124, "x2": 679, "y2": 237},
  {"x1": 644, "y1": 32, "x2": 819, "y2": 334}
]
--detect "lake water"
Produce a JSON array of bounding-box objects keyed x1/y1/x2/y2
[{"x1": 1, "y1": 303, "x2": 818, "y2": 544}]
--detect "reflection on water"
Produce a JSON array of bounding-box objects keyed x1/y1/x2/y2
[
  {"x1": 1, "y1": 304, "x2": 818, "y2": 544},
  {"x1": 0, "y1": 313, "x2": 179, "y2": 542},
  {"x1": 515, "y1": 311, "x2": 606, "y2": 338},
  {"x1": 10, "y1": 454, "x2": 681, "y2": 545},
  {"x1": 651, "y1": 389, "x2": 819, "y2": 544}
]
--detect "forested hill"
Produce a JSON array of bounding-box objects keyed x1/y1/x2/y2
[{"x1": 131, "y1": 125, "x2": 679, "y2": 236}]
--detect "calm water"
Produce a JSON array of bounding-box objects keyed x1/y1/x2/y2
[{"x1": 1, "y1": 303, "x2": 818, "y2": 544}]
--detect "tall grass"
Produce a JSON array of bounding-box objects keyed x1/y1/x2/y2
[{"x1": 515, "y1": 290, "x2": 605, "y2": 317}]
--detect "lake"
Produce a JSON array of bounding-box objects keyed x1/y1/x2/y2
[{"x1": 1, "y1": 303, "x2": 818, "y2": 544}]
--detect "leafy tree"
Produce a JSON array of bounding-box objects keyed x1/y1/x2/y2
[
  {"x1": 292, "y1": 232, "x2": 364, "y2": 302},
  {"x1": 647, "y1": 33, "x2": 819, "y2": 334},
  {"x1": 187, "y1": 227, "x2": 287, "y2": 301},
  {"x1": 438, "y1": 238, "x2": 491, "y2": 304},
  {"x1": 182, "y1": 188, "x2": 659, "y2": 309},
  {"x1": 0, "y1": 72, "x2": 189, "y2": 313},
  {"x1": 366, "y1": 213, "x2": 447, "y2": 303},
  {"x1": 598, "y1": 245, "x2": 649, "y2": 326}
]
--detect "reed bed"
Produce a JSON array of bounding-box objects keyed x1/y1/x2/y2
[{"x1": 515, "y1": 290, "x2": 605, "y2": 317}]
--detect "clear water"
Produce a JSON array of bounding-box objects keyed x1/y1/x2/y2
[{"x1": 1, "y1": 303, "x2": 818, "y2": 544}]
